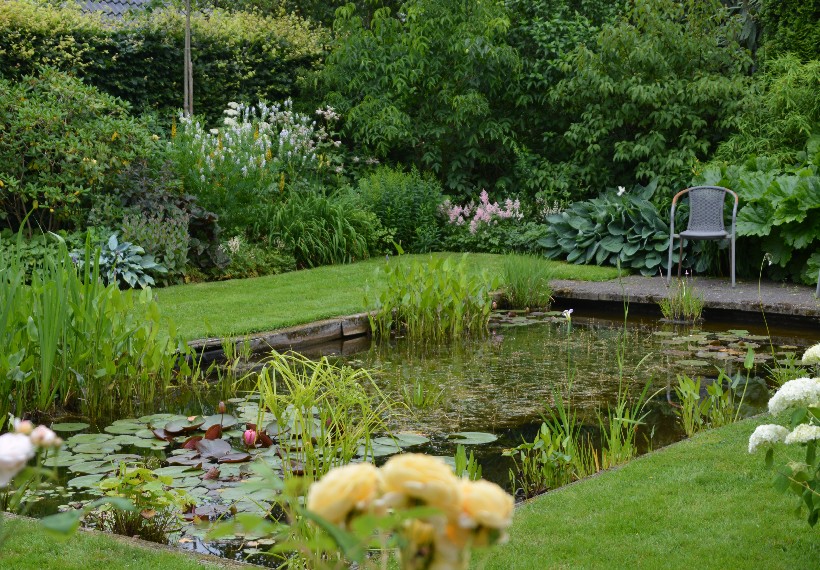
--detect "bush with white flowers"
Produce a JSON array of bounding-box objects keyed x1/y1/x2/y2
[{"x1": 749, "y1": 362, "x2": 820, "y2": 527}]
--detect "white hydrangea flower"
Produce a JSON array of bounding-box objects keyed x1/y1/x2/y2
[
  {"x1": 748, "y1": 424, "x2": 790, "y2": 453},
  {"x1": 767, "y1": 377, "x2": 820, "y2": 415},
  {"x1": 802, "y1": 343, "x2": 820, "y2": 365},
  {"x1": 784, "y1": 423, "x2": 820, "y2": 445}
]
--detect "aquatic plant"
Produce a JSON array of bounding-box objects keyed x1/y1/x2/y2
[
  {"x1": 501, "y1": 254, "x2": 554, "y2": 309},
  {"x1": 88, "y1": 463, "x2": 194, "y2": 544},
  {"x1": 252, "y1": 351, "x2": 395, "y2": 481},
  {"x1": 453, "y1": 445, "x2": 482, "y2": 482},
  {"x1": 0, "y1": 234, "x2": 193, "y2": 421},
  {"x1": 658, "y1": 276, "x2": 705, "y2": 323},
  {"x1": 368, "y1": 255, "x2": 496, "y2": 343},
  {"x1": 598, "y1": 382, "x2": 651, "y2": 469}
]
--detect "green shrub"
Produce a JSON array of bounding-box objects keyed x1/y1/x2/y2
[
  {"x1": 760, "y1": 0, "x2": 820, "y2": 62},
  {"x1": 714, "y1": 55, "x2": 820, "y2": 166},
  {"x1": 550, "y1": 0, "x2": 750, "y2": 197},
  {"x1": 696, "y1": 155, "x2": 820, "y2": 284},
  {"x1": 121, "y1": 211, "x2": 189, "y2": 284},
  {"x1": 539, "y1": 182, "x2": 678, "y2": 276},
  {"x1": 218, "y1": 235, "x2": 296, "y2": 280},
  {"x1": 355, "y1": 167, "x2": 443, "y2": 253},
  {"x1": 0, "y1": 1, "x2": 327, "y2": 124},
  {"x1": 269, "y1": 190, "x2": 391, "y2": 268},
  {"x1": 0, "y1": 68, "x2": 162, "y2": 233}
]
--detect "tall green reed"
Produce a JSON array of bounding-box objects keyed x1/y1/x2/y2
[
  {"x1": 368, "y1": 254, "x2": 496, "y2": 343},
  {"x1": 501, "y1": 254, "x2": 553, "y2": 309},
  {"x1": 251, "y1": 351, "x2": 396, "y2": 482},
  {"x1": 0, "y1": 233, "x2": 193, "y2": 422}
]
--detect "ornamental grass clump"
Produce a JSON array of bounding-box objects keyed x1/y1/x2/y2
[
  {"x1": 501, "y1": 254, "x2": 554, "y2": 309},
  {"x1": 658, "y1": 276, "x2": 705, "y2": 323},
  {"x1": 305, "y1": 454, "x2": 514, "y2": 570},
  {"x1": 368, "y1": 255, "x2": 496, "y2": 342},
  {"x1": 749, "y1": 370, "x2": 820, "y2": 527}
]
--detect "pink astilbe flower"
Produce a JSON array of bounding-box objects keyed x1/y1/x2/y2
[{"x1": 445, "y1": 190, "x2": 522, "y2": 234}]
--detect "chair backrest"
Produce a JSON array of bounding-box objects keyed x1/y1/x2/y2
[{"x1": 683, "y1": 186, "x2": 731, "y2": 233}]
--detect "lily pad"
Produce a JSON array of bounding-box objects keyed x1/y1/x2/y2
[
  {"x1": 676, "y1": 359, "x2": 710, "y2": 367},
  {"x1": 392, "y1": 432, "x2": 431, "y2": 447},
  {"x1": 104, "y1": 423, "x2": 143, "y2": 435},
  {"x1": 51, "y1": 422, "x2": 90, "y2": 432},
  {"x1": 43, "y1": 453, "x2": 80, "y2": 467},
  {"x1": 448, "y1": 431, "x2": 498, "y2": 445},
  {"x1": 164, "y1": 417, "x2": 205, "y2": 435},
  {"x1": 67, "y1": 474, "x2": 105, "y2": 488},
  {"x1": 72, "y1": 442, "x2": 121, "y2": 455},
  {"x1": 201, "y1": 414, "x2": 239, "y2": 430},
  {"x1": 66, "y1": 433, "x2": 112, "y2": 445}
]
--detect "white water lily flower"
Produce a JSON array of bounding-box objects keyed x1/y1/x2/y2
[
  {"x1": 0, "y1": 432, "x2": 35, "y2": 487},
  {"x1": 748, "y1": 424, "x2": 790, "y2": 453},
  {"x1": 784, "y1": 423, "x2": 820, "y2": 445},
  {"x1": 768, "y1": 377, "x2": 820, "y2": 415},
  {"x1": 802, "y1": 343, "x2": 820, "y2": 365}
]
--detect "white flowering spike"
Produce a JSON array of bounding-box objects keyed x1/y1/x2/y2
[
  {"x1": 784, "y1": 423, "x2": 820, "y2": 445},
  {"x1": 767, "y1": 377, "x2": 820, "y2": 415},
  {"x1": 748, "y1": 424, "x2": 790, "y2": 453},
  {"x1": 802, "y1": 343, "x2": 820, "y2": 365}
]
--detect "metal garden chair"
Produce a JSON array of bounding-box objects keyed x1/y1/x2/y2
[{"x1": 666, "y1": 186, "x2": 738, "y2": 288}]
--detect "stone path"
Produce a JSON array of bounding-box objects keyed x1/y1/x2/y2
[{"x1": 551, "y1": 275, "x2": 820, "y2": 322}]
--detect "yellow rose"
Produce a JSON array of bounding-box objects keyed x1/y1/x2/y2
[
  {"x1": 306, "y1": 462, "x2": 382, "y2": 525},
  {"x1": 456, "y1": 479, "x2": 514, "y2": 546},
  {"x1": 381, "y1": 453, "x2": 461, "y2": 517}
]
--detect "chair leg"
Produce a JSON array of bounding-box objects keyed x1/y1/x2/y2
[
  {"x1": 731, "y1": 235, "x2": 736, "y2": 288},
  {"x1": 666, "y1": 235, "x2": 674, "y2": 284},
  {"x1": 815, "y1": 267, "x2": 819, "y2": 298},
  {"x1": 677, "y1": 239, "x2": 683, "y2": 278}
]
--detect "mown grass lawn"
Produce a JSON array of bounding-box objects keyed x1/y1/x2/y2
[
  {"x1": 478, "y1": 414, "x2": 818, "y2": 569},
  {"x1": 157, "y1": 252, "x2": 620, "y2": 341}
]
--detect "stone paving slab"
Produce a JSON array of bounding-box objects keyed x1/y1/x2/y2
[{"x1": 551, "y1": 275, "x2": 820, "y2": 321}]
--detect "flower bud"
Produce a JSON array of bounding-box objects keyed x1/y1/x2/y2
[
  {"x1": 29, "y1": 425, "x2": 60, "y2": 448},
  {"x1": 218, "y1": 401, "x2": 226, "y2": 415},
  {"x1": 13, "y1": 419, "x2": 34, "y2": 435},
  {"x1": 243, "y1": 429, "x2": 257, "y2": 447}
]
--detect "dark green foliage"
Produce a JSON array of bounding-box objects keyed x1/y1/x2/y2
[
  {"x1": 539, "y1": 182, "x2": 678, "y2": 276},
  {"x1": 355, "y1": 167, "x2": 443, "y2": 253},
  {"x1": 715, "y1": 55, "x2": 820, "y2": 166},
  {"x1": 443, "y1": 220, "x2": 550, "y2": 255},
  {"x1": 0, "y1": 1, "x2": 326, "y2": 125},
  {"x1": 317, "y1": 0, "x2": 521, "y2": 197},
  {"x1": 269, "y1": 191, "x2": 391, "y2": 268},
  {"x1": 0, "y1": 231, "x2": 88, "y2": 279},
  {"x1": 121, "y1": 211, "x2": 189, "y2": 285},
  {"x1": 760, "y1": 0, "x2": 820, "y2": 61},
  {"x1": 505, "y1": 0, "x2": 624, "y2": 202},
  {"x1": 0, "y1": 68, "x2": 161, "y2": 233},
  {"x1": 695, "y1": 154, "x2": 820, "y2": 284},
  {"x1": 550, "y1": 0, "x2": 751, "y2": 198}
]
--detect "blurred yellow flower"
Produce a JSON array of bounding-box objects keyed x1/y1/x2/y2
[
  {"x1": 306, "y1": 462, "x2": 382, "y2": 525},
  {"x1": 455, "y1": 479, "x2": 513, "y2": 546},
  {"x1": 382, "y1": 454, "x2": 461, "y2": 517}
]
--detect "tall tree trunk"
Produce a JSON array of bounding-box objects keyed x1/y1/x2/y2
[{"x1": 183, "y1": 0, "x2": 193, "y2": 116}]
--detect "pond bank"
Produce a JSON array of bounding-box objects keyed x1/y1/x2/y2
[{"x1": 551, "y1": 275, "x2": 820, "y2": 330}]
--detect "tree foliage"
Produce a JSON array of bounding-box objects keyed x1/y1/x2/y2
[
  {"x1": 316, "y1": 0, "x2": 521, "y2": 197},
  {"x1": 550, "y1": 0, "x2": 751, "y2": 200}
]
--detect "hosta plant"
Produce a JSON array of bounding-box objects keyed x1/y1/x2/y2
[
  {"x1": 81, "y1": 233, "x2": 167, "y2": 289},
  {"x1": 538, "y1": 182, "x2": 678, "y2": 275}
]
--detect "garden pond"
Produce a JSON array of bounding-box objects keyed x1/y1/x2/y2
[{"x1": 24, "y1": 310, "x2": 818, "y2": 563}]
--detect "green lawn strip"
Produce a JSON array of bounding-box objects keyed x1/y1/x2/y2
[
  {"x1": 477, "y1": 415, "x2": 818, "y2": 570},
  {"x1": 0, "y1": 516, "x2": 239, "y2": 570},
  {"x1": 158, "y1": 253, "x2": 620, "y2": 341}
]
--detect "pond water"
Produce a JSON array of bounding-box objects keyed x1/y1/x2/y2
[{"x1": 25, "y1": 310, "x2": 818, "y2": 564}]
